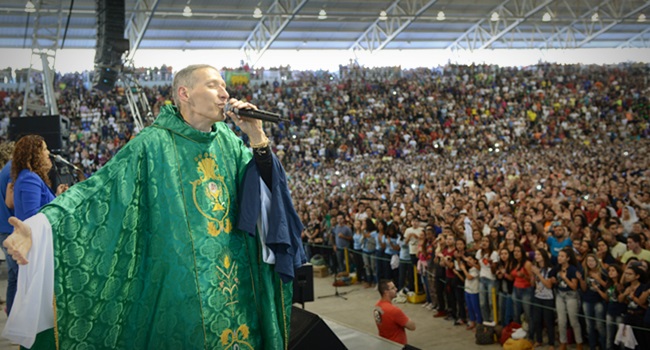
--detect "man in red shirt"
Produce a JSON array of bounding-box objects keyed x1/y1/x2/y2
[{"x1": 373, "y1": 279, "x2": 416, "y2": 344}]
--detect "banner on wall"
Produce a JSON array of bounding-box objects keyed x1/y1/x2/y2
[{"x1": 224, "y1": 71, "x2": 250, "y2": 85}]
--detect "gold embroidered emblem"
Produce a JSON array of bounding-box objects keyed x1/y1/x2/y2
[
  {"x1": 220, "y1": 325, "x2": 252, "y2": 349},
  {"x1": 191, "y1": 153, "x2": 231, "y2": 236},
  {"x1": 216, "y1": 253, "x2": 251, "y2": 349},
  {"x1": 216, "y1": 253, "x2": 240, "y2": 314}
]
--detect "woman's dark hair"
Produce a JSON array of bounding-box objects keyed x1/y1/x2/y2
[
  {"x1": 512, "y1": 242, "x2": 528, "y2": 270},
  {"x1": 522, "y1": 220, "x2": 539, "y2": 236},
  {"x1": 573, "y1": 215, "x2": 587, "y2": 229},
  {"x1": 365, "y1": 217, "x2": 377, "y2": 232},
  {"x1": 596, "y1": 237, "x2": 615, "y2": 261},
  {"x1": 465, "y1": 252, "x2": 478, "y2": 262},
  {"x1": 480, "y1": 235, "x2": 495, "y2": 256},
  {"x1": 11, "y1": 134, "x2": 51, "y2": 187},
  {"x1": 591, "y1": 208, "x2": 612, "y2": 230},
  {"x1": 559, "y1": 246, "x2": 578, "y2": 267},
  {"x1": 535, "y1": 248, "x2": 551, "y2": 269},
  {"x1": 625, "y1": 264, "x2": 648, "y2": 285},
  {"x1": 606, "y1": 264, "x2": 623, "y2": 288},
  {"x1": 497, "y1": 247, "x2": 513, "y2": 271},
  {"x1": 376, "y1": 219, "x2": 387, "y2": 233}
]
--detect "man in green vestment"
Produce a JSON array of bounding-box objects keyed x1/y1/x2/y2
[{"x1": 3, "y1": 64, "x2": 299, "y2": 349}]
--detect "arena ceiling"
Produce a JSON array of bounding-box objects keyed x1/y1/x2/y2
[{"x1": 1, "y1": 0, "x2": 649, "y2": 66}]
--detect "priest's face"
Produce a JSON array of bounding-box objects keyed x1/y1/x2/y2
[{"x1": 186, "y1": 67, "x2": 230, "y2": 123}]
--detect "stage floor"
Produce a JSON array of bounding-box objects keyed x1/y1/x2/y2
[
  {"x1": 323, "y1": 317, "x2": 402, "y2": 349},
  {"x1": 304, "y1": 272, "x2": 504, "y2": 350}
]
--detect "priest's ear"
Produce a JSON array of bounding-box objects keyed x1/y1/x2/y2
[{"x1": 177, "y1": 86, "x2": 191, "y2": 103}]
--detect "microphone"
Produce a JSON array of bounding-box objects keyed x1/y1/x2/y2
[
  {"x1": 224, "y1": 103, "x2": 288, "y2": 123},
  {"x1": 50, "y1": 154, "x2": 79, "y2": 171}
]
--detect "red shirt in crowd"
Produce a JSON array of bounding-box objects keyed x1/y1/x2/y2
[{"x1": 374, "y1": 299, "x2": 409, "y2": 344}]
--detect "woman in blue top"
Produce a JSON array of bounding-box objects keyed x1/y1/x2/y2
[
  {"x1": 362, "y1": 218, "x2": 378, "y2": 288},
  {"x1": 11, "y1": 135, "x2": 68, "y2": 221},
  {"x1": 397, "y1": 230, "x2": 412, "y2": 292},
  {"x1": 375, "y1": 220, "x2": 388, "y2": 283},
  {"x1": 351, "y1": 219, "x2": 367, "y2": 285},
  {"x1": 384, "y1": 223, "x2": 400, "y2": 284}
]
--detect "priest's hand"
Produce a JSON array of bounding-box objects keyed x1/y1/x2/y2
[
  {"x1": 3, "y1": 216, "x2": 32, "y2": 265},
  {"x1": 225, "y1": 98, "x2": 267, "y2": 145}
]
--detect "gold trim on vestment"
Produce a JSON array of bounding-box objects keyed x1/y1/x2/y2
[{"x1": 171, "y1": 133, "x2": 209, "y2": 347}]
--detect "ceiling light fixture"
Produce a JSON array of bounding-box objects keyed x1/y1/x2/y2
[
  {"x1": 183, "y1": 5, "x2": 192, "y2": 17},
  {"x1": 318, "y1": 9, "x2": 327, "y2": 20},
  {"x1": 638, "y1": 14, "x2": 646, "y2": 22},
  {"x1": 379, "y1": 10, "x2": 387, "y2": 21},
  {"x1": 542, "y1": 12, "x2": 551, "y2": 22},
  {"x1": 25, "y1": 0, "x2": 36, "y2": 13},
  {"x1": 253, "y1": 6, "x2": 262, "y2": 18},
  {"x1": 182, "y1": 1, "x2": 193, "y2": 18},
  {"x1": 436, "y1": 11, "x2": 445, "y2": 21},
  {"x1": 591, "y1": 12, "x2": 599, "y2": 22},
  {"x1": 490, "y1": 12, "x2": 499, "y2": 22}
]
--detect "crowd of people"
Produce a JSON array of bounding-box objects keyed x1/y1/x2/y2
[{"x1": 1, "y1": 61, "x2": 650, "y2": 349}]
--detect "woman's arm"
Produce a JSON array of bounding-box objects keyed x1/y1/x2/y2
[
  {"x1": 524, "y1": 261, "x2": 534, "y2": 284},
  {"x1": 538, "y1": 268, "x2": 555, "y2": 289},
  {"x1": 595, "y1": 284, "x2": 608, "y2": 300},
  {"x1": 578, "y1": 271, "x2": 588, "y2": 292},
  {"x1": 14, "y1": 174, "x2": 47, "y2": 219},
  {"x1": 5, "y1": 182, "x2": 13, "y2": 209},
  {"x1": 564, "y1": 275, "x2": 579, "y2": 291},
  {"x1": 638, "y1": 288, "x2": 650, "y2": 309}
]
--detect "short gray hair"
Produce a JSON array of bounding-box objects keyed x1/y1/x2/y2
[{"x1": 172, "y1": 64, "x2": 217, "y2": 104}]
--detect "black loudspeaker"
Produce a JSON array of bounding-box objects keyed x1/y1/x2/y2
[
  {"x1": 92, "y1": 65, "x2": 120, "y2": 92},
  {"x1": 93, "y1": 0, "x2": 128, "y2": 92},
  {"x1": 8, "y1": 115, "x2": 70, "y2": 153},
  {"x1": 289, "y1": 307, "x2": 346, "y2": 350},
  {"x1": 292, "y1": 264, "x2": 314, "y2": 306}
]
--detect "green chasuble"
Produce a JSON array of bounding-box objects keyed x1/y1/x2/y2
[{"x1": 30, "y1": 105, "x2": 293, "y2": 349}]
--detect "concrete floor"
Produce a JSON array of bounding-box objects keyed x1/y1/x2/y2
[{"x1": 305, "y1": 275, "x2": 501, "y2": 349}]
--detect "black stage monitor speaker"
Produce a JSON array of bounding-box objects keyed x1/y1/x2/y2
[
  {"x1": 8, "y1": 115, "x2": 70, "y2": 153},
  {"x1": 292, "y1": 264, "x2": 314, "y2": 305},
  {"x1": 289, "y1": 307, "x2": 346, "y2": 350}
]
